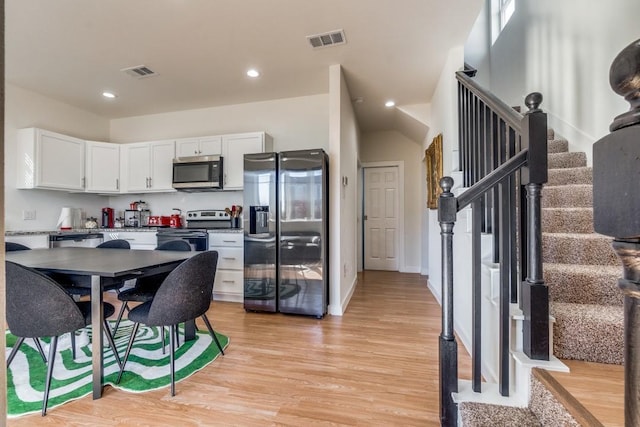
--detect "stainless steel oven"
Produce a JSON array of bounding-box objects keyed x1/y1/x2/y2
[{"x1": 156, "y1": 229, "x2": 208, "y2": 251}]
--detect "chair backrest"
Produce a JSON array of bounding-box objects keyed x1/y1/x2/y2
[
  {"x1": 5, "y1": 242, "x2": 31, "y2": 252},
  {"x1": 97, "y1": 239, "x2": 131, "y2": 249},
  {"x1": 146, "y1": 251, "x2": 218, "y2": 326},
  {"x1": 5, "y1": 261, "x2": 85, "y2": 338},
  {"x1": 156, "y1": 240, "x2": 192, "y2": 251}
]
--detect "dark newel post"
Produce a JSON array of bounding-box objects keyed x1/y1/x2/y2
[
  {"x1": 438, "y1": 177, "x2": 458, "y2": 427},
  {"x1": 520, "y1": 92, "x2": 550, "y2": 360},
  {"x1": 593, "y1": 38, "x2": 640, "y2": 427}
]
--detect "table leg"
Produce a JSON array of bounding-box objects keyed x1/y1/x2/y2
[
  {"x1": 91, "y1": 275, "x2": 104, "y2": 399},
  {"x1": 184, "y1": 320, "x2": 196, "y2": 341}
]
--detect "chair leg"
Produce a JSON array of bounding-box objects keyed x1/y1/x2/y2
[
  {"x1": 103, "y1": 319, "x2": 122, "y2": 369},
  {"x1": 201, "y1": 314, "x2": 224, "y2": 355},
  {"x1": 113, "y1": 302, "x2": 128, "y2": 336},
  {"x1": 70, "y1": 331, "x2": 76, "y2": 359},
  {"x1": 6, "y1": 337, "x2": 25, "y2": 367},
  {"x1": 42, "y1": 336, "x2": 59, "y2": 416},
  {"x1": 162, "y1": 327, "x2": 166, "y2": 354},
  {"x1": 33, "y1": 338, "x2": 48, "y2": 364},
  {"x1": 169, "y1": 324, "x2": 176, "y2": 397},
  {"x1": 116, "y1": 322, "x2": 140, "y2": 384}
]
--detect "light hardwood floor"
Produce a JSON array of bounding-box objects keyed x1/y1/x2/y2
[{"x1": 8, "y1": 271, "x2": 472, "y2": 426}]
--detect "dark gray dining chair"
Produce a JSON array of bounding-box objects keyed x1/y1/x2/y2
[
  {"x1": 5, "y1": 261, "x2": 121, "y2": 416},
  {"x1": 5, "y1": 242, "x2": 31, "y2": 251},
  {"x1": 113, "y1": 239, "x2": 192, "y2": 335},
  {"x1": 116, "y1": 251, "x2": 223, "y2": 396}
]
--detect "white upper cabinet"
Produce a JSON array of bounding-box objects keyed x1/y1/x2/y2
[
  {"x1": 120, "y1": 140, "x2": 176, "y2": 193},
  {"x1": 85, "y1": 141, "x2": 120, "y2": 193},
  {"x1": 175, "y1": 136, "x2": 222, "y2": 157},
  {"x1": 17, "y1": 128, "x2": 86, "y2": 191},
  {"x1": 221, "y1": 132, "x2": 273, "y2": 190}
]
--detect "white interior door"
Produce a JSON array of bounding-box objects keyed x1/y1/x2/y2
[{"x1": 364, "y1": 166, "x2": 399, "y2": 271}]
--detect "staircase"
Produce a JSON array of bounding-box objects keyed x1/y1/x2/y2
[
  {"x1": 459, "y1": 130, "x2": 623, "y2": 425},
  {"x1": 543, "y1": 129, "x2": 624, "y2": 365}
]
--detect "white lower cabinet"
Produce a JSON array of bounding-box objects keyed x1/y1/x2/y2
[
  {"x1": 209, "y1": 231, "x2": 243, "y2": 302},
  {"x1": 102, "y1": 231, "x2": 157, "y2": 250},
  {"x1": 5, "y1": 234, "x2": 50, "y2": 249}
]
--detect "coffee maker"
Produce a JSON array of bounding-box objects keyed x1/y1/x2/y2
[{"x1": 102, "y1": 207, "x2": 114, "y2": 228}]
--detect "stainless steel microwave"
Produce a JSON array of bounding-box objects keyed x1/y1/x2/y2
[{"x1": 172, "y1": 155, "x2": 223, "y2": 191}]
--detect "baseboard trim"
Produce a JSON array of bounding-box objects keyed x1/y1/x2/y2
[
  {"x1": 328, "y1": 275, "x2": 358, "y2": 316},
  {"x1": 401, "y1": 265, "x2": 421, "y2": 273}
]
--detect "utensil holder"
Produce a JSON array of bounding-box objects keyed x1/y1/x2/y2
[{"x1": 231, "y1": 217, "x2": 241, "y2": 229}]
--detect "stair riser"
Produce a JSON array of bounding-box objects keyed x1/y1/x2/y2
[
  {"x1": 543, "y1": 185, "x2": 593, "y2": 208},
  {"x1": 542, "y1": 209, "x2": 594, "y2": 234},
  {"x1": 552, "y1": 307, "x2": 624, "y2": 365},
  {"x1": 548, "y1": 139, "x2": 568, "y2": 154},
  {"x1": 544, "y1": 267, "x2": 623, "y2": 306},
  {"x1": 547, "y1": 168, "x2": 593, "y2": 186},
  {"x1": 548, "y1": 152, "x2": 587, "y2": 169},
  {"x1": 542, "y1": 234, "x2": 618, "y2": 265}
]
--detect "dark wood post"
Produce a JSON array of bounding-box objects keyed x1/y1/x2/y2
[
  {"x1": 520, "y1": 93, "x2": 550, "y2": 360},
  {"x1": 438, "y1": 176, "x2": 458, "y2": 427},
  {"x1": 593, "y1": 38, "x2": 640, "y2": 427}
]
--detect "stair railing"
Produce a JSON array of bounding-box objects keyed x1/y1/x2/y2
[
  {"x1": 593, "y1": 38, "x2": 640, "y2": 427},
  {"x1": 439, "y1": 70, "x2": 549, "y2": 426}
]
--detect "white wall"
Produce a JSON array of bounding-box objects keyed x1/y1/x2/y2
[
  {"x1": 107, "y1": 94, "x2": 330, "y2": 217},
  {"x1": 424, "y1": 46, "x2": 465, "y2": 302},
  {"x1": 328, "y1": 64, "x2": 360, "y2": 315},
  {"x1": 465, "y1": 0, "x2": 640, "y2": 165},
  {"x1": 360, "y1": 130, "x2": 422, "y2": 272},
  {"x1": 4, "y1": 84, "x2": 111, "y2": 231}
]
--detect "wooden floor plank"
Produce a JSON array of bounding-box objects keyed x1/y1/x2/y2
[{"x1": 7, "y1": 271, "x2": 469, "y2": 426}]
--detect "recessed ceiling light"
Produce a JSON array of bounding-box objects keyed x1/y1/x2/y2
[
  {"x1": 385, "y1": 100, "x2": 396, "y2": 108},
  {"x1": 246, "y1": 69, "x2": 260, "y2": 78},
  {"x1": 102, "y1": 91, "x2": 117, "y2": 99}
]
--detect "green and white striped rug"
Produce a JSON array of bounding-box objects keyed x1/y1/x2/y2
[{"x1": 5, "y1": 320, "x2": 229, "y2": 418}]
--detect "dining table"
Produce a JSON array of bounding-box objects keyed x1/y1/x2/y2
[{"x1": 5, "y1": 247, "x2": 196, "y2": 399}]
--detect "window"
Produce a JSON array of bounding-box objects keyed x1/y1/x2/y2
[
  {"x1": 500, "y1": 0, "x2": 515, "y2": 30},
  {"x1": 492, "y1": 0, "x2": 516, "y2": 44}
]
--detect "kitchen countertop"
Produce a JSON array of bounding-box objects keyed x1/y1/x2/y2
[{"x1": 6, "y1": 227, "x2": 244, "y2": 236}]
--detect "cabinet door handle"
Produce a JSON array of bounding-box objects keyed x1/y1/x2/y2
[
  {"x1": 148, "y1": 177, "x2": 152, "y2": 188},
  {"x1": 222, "y1": 240, "x2": 236, "y2": 243},
  {"x1": 82, "y1": 177, "x2": 86, "y2": 188},
  {"x1": 116, "y1": 178, "x2": 119, "y2": 190},
  {"x1": 224, "y1": 173, "x2": 227, "y2": 185},
  {"x1": 222, "y1": 257, "x2": 236, "y2": 260},
  {"x1": 222, "y1": 280, "x2": 235, "y2": 283}
]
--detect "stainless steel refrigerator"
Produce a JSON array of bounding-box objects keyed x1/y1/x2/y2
[{"x1": 243, "y1": 149, "x2": 328, "y2": 318}]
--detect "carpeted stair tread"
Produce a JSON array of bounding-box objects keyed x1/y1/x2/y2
[
  {"x1": 530, "y1": 369, "x2": 602, "y2": 427},
  {"x1": 459, "y1": 402, "x2": 541, "y2": 427},
  {"x1": 544, "y1": 263, "x2": 623, "y2": 306},
  {"x1": 548, "y1": 152, "x2": 587, "y2": 169},
  {"x1": 542, "y1": 232, "x2": 618, "y2": 265},
  {"x1": 542, "y1": 207, "x2": 593, "y2": 234},
  {"x1": 547, "y1": 138, "x2": 568, "y2": 153},
  {"x1": 547, "y1": 167, "x2": 593, "y2": 186},
  {"x1": 547, "y1": 128, "x2": 555, "y2": 139},
  {"x1": 543, "y1": 185, "x2": 593, "y2": 208},
  {"x1": 551, "y1": 302, "x2": 624, "y2": 364}
]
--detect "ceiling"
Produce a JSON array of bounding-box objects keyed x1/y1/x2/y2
[{"x1": 6, "y1": 0, "x2": 482, "y2": 140}]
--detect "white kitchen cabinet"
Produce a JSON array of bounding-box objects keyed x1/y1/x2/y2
[
  {"x1": 175, "y1": 136, "x2": 222, "y2": 158},
  {"x1": 5, "y1": 234, "x2": 50, "y2": 249},
  {"x1": 209, "y1": 231, "x2": 244, "y2": 302},
  {"x1": 16, "y1": 128, "x2": 85, "y2": 191},
  {"x1": 221, "y1": 132, "x2": 273, "y2": 190},
  {"x1": 120, "y1": 140, "x2": 176, "y2": 193},
  {"x1": 85, "y1": 141, "x2": 120, "y2": 193},
  {"x1": 102, "y1": 231, "x2": 157, "y2": 250}
]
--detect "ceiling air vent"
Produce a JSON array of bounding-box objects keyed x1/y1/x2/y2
[
  {"x1": 121, "y1": 65, "x2": 158, "y2": 79},
  {"x1": 307, "y1": 29, "x2": 346, "y2": 49}
]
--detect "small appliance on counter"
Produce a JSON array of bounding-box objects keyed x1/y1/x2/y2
[
  {"x1": 57, "y1": 207, "x2": 82, "y2": 230},
  {"x1": 169, "y1": 208, "x2": 184, "y2": 228},
  {"x1": 124, "y1": 209, "x2": 151, "y2": 227},
  {"x1": 102, "y1": 207, "x2": 114, "y2": 228}
]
